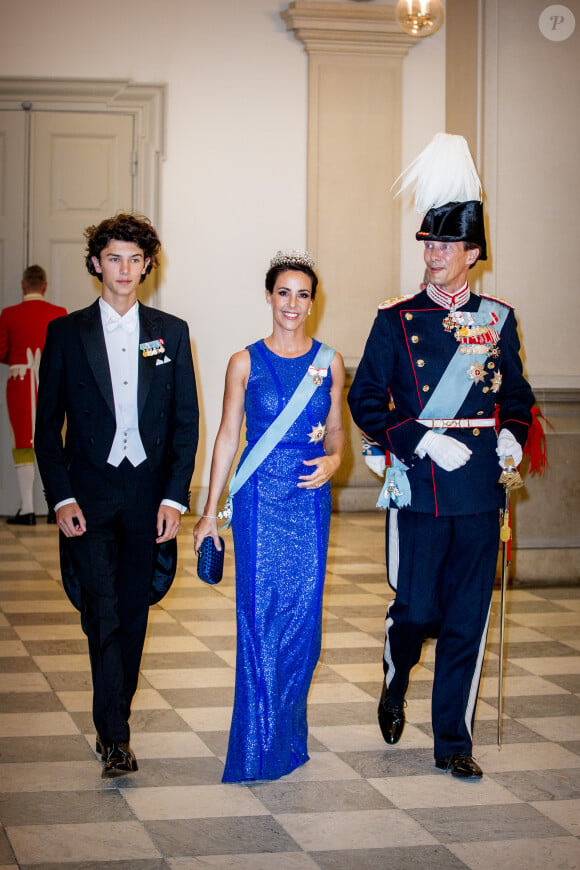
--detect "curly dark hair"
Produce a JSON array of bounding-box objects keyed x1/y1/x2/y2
[
  {"x1": 265, "y1": 263, "x2": 318, "y2": 300},
  {"x1": 84, "y1": 213, "x2": 161, "y2": 283}
]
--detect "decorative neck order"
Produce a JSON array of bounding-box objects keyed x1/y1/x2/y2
[{"x1": 426, "y1": 282, "x2": 469, "y2": 311}]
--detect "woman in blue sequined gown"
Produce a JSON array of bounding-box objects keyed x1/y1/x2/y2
[{"x1": 194, "y1": 251, "x2": 344, "y2": 782}]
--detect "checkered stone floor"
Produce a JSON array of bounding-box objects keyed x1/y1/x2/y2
[{"x1": 0, "y1": 512, "x2": 579, "y2": 869}]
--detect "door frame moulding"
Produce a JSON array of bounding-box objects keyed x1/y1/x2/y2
[{"x1": 0, "y1": 78, "x2": 165, "y2": 223}]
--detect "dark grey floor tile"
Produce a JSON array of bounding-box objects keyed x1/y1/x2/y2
[
  {"x1": 492, "y1": 767, "x2": 580, "y2": 800},
  {"x1": 0, "y1": 789, "x2": 136, "y2": 825},
  {"x1": 308, "y1": 702, "x2": 377, "y2": 727},
  {"x1": 132, "y1": 709, "x2": 199, "y2": 733},
  {"x1": 0, "y1": 735, "x2": 94, "y2": 763},
  {"x1": 503, "y1": 693, "x2": 580, "y2": 718},
  {"x1": 488, "y1": 641, "x2": 579, "y2": 658},
  {"x1": 18, "y1": 862, "x2": 170, "y2": 870},
  {"x1": 562, "y1": 740, "x2": 580, "y2": 755},
  {"x1": 157, "y1": 687, "x2": 234, "y2": 707},
  {"x1": 545, "y1": 674, "x2": 580, "y2": 693},
  {"x1": 194, "y1": 730, "x2": 229, "y2": 757},
  {"x1": 145, "y1": 816, "x2": 300, "y2": 857},
  {"x1": 193, "y1": 634, "x2": 237, "y2": 651},
  {"x1": 504, "y1": 600, "x2": 570, "y2": 613},
  {"x1": 140, "y1": 651, "x2": 226, "y2": 669},
  {"x1": 531, "y1": 625, "x2": 580, "y2": 641},
  {"x1": 23, "y1": 639, "x2": 88, "y2": 655},
  {"x1": 46, "y1": 672, "x2": 92, "y2": 691},
  {"x1": 0, "y1": 628, "x2": 20, "y2": 640},
  {"x1": 338, "y1": 749, "x2": 435, "y2": 778},
  {"x1": 469, "y1": 718, "x2": 548, "y2": 746},
  {"x1": 0, "y1": 657, "x2": 40, "y2": 673},
  {"x1": 312, "y1": 845, "x2": 469, "y2": 870},
  {"x1": 7, "y1": 611, "x2": 79, "y2": 625},
  {"x1": 408, "y1": 803, "x2": 570, "y2": 842},
  {"x1": 0, "y1": 692, "x2": 67, "y2": 713},
  {"x1": 145, "y1": 623, "x2": 193, "y2": 637},
  {"x1": 535, "y1": 587, "x2": 580, "y2": 599},
  {"x1": 321, "y1": 648, "x2": 380, "y2": 665},
  {"x1": 252, "y1": 779, "x2": 394, "y2": 813},
  {"x1": 121, "y1": 757, "x2": 224, "y2": 788},
  {"x1": 312, "y1": 665, "x2": 348, "y2": 685},
  {"x1": 0, "y1": 823, "x2": 17, "y2": 864}
]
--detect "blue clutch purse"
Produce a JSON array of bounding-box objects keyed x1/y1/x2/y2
[{"x1": 197, "y1": 536, "x2": 225, "y2": 585}]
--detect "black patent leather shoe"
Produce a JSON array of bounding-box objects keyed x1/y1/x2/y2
[
  {"x1": 435, "y1": 754, "x2": 483, "y2": 778},
  {"x1": 377, "y1": 681, "x2": 406, "y2": 745},
  {"x1": 6, "y1": 510, "x2": 36, "y2": 526},
  {"x1": 95, "y1": 734, "x2": 108, "y2": 760},
  {"x1": 102, "y1": 742, "x2": 138, "y2": 777}
]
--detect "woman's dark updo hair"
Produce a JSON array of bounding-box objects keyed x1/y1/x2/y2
[
  {"x1": 265, "y1": 263, "x2": 318, "y2": 300},
  {"x1": 85, "y1": 213, "x2": 161, "y2": 283}
]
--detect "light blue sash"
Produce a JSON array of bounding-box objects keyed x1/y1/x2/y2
[
  {"x1": 378, "y1": 298, "x2": 508, "y2": 509},
  {"x1": 220, "y1": 342, "x2": 336, "y2": 528}
]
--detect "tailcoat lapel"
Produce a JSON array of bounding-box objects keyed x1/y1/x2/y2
[{"x1": 78, "y1": 300, "x2": 115, "y2": 418}]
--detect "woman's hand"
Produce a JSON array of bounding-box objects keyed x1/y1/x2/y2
[
  {"x1": 193, "y1": 515, "x2": 222, "y2": 555},
  {"x1": 298, "y1": 453, "x2": 341, "y2": 489}
]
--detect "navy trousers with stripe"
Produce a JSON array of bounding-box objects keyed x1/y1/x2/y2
[{"x1": 384, "y1": 508, "x2": 499, "y2": 759}]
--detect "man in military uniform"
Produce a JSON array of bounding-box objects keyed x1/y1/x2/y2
[
  {"x1": 348, "y1": 136, "x2": 535, "y2": 778},
  {"x1": 0, "y1": 266, "x2": 67, "y2": 524}
]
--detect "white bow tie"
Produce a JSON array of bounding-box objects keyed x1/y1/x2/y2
[{"x1": 106, "y1": 313, "x2": 137, "y2": 333}]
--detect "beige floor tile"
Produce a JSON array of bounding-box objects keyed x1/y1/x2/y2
[
  {"x1": 507, "y1": 612, "x2": 580, "y2": 628},
  {"x1": 181, "y1": 620, "x2": 237, "y2": 636},
  {"x1": 130, "y1": 731, "x2": 214, "y2": 758},
  {"x1": 448, "y1": 837, "x2": 580, "y2": 870},
  {"x1": 283, "y1": 751, "x2": 362, "y2": 782},
  {"x1": 0, "y1": 639, "x2": 28, "y2": 657},
  {"x1": 476, "y1": 742, "x2": 580, "y2": 772},
  {"x1": 0, "y1": 761, "x2": 114, "y2": 792},
  {"x1": 143, "y1": 634, "x2": 210, "y2": 653},
  {"x1": 308, "y1": 682, "x2": 374, "y2": 704},
  {"x1": 177, "y1": 706, "x2": 233, "y2": 731},
  {"x1": 369, "y1": 773, "x2": 522, "y2": 808},
  {"x1": 0, "y1": 599, "x2": 72, "y2": 613},
  {"x1": 480, "y1": 674, "x2": 569, "y2": 698},
  {"x1": 143, "y1": 667, "x2": 235, "y2": 689},
  {"x1": 33, "y1": 654, "x2": 89, "y2": 671},
  {"x1": 510, "y1": 656, "x2": 580, "y2": 675},
  {"x1": 13, "y1": 624, "x2": 85, "y2": 640},
  {"x1": 0, "y1": 711, "x2": 78, "y2": 737},
  {"x1": 7, "y1": 821, "x2": 159, "y2": 864},
  {"x1": 0, "y1": 672, "x2": 52, "y2": 692},
  {"x1": 122, "y1": 783, "x2": 269, "y2": 819},
  {"x1": 275, "y1": 808, "x2": 437, "y2": 851},
  {"x1": 517, "y1": 716, "x2": 580, "y2": 742},
  {"x1": 321, "y1": 630, "x2": 381, "y2": 649}
]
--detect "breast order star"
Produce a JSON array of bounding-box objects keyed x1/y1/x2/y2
[
  {"x1": 308, "y1": 422, "x2": 326, "y2": 443},
  {"x1": 467, "y1": 363, "x2": 487, "y2": 384}
]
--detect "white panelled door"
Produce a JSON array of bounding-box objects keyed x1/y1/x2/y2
[{"x1": 0, "y1": 107, "x2": 134, "y2": 515}]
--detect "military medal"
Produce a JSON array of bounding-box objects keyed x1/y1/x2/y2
[{"x1": 139, "y1": 338, "x2": 165, "y2": 358}]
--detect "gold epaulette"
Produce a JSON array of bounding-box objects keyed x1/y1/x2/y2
[
  {"x1": 378, "y1": 293, "x2": 417, "y2": 310},
  {"x1": 479, "y1": 292, "x2": 514, "y2": 310}
]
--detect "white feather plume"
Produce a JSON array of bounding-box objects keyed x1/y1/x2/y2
[{"x1": 393, "y1": 133, "x2": 482, "y2": 213}]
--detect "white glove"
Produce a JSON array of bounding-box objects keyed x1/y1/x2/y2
[
  {"x1": 364, "y1": 454, "x2": 386, "y2": 477},
  {"x1": 496, "y1": 429, "x2": 523, "y2": 468},
  {"x1": 416, "y1": 430, "x2": 472, "y2": 472}
]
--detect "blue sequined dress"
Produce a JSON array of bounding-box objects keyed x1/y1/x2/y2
[{"x1": 222, "y1": 339, "x2": 334, "y2": 783}]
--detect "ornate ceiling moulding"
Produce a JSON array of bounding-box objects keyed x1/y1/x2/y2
[{"x1": 281, "y1": 1, "x2": 419, "y2": 56}]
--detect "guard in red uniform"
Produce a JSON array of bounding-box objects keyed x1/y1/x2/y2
[{"x1": 0, "y1": 266, "x2": 67, "y2": 524}]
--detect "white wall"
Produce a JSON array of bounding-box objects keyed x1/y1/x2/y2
[{"x1": 0, "y1": 0, "x2": 445, "y2": 502}]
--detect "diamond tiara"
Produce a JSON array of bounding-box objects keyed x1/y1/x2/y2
[{"x1": 269, "y1": 250, "x2": 316, "y2": 270}]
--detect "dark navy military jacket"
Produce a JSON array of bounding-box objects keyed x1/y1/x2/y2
[{"x1": 348, "y1": 290, "x2": 535, "y2": 516}]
